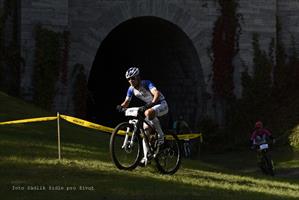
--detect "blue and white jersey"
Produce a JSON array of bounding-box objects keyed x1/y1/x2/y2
[{"x1": 126, "y1": 80, "x2": 165, "y2": 104}]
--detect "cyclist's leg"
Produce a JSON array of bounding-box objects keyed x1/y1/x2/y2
[
  {"x1": 144, "y1": 114, "x2": 164, "y2": 145},
  {"x1": 145, "y1": 101, "x2": 168, "y2": 144},
  {"x1": 141, "y1": 121, "x2": 155, "y2": 165},
  {"x1": 141, "y1": 138, "x2": 149, "y2": 165},
  {"x1": 152, "y1": 118, "x2": 164, "y2": 144},
  {"x1": 183, "y1": 142, "x2": 188, "y2": 157},
  {"x1": 186, "y1": 141, "x2": 191, "y2": 157}
]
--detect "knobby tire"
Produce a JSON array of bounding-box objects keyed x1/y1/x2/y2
[{"x1": 110, "y1": 122, "x2": 142, "y2": 170}]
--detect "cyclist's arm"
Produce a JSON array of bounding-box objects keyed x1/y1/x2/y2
[
  {"x1": 250, "y1": 131, "x2": 257, "y2": 145},
  {"x1": 264, "y1": 128, "x2": 272, "y2": 136},
  {"x1": 264, "y1": 128, "x2": 275, "y2": 142},
  {"x1": 121, "y1": 87, "x2": 133, "y2": 108},
  {"x1": 120, "y1": 98, "x2": 130, "y2": 108},
  {"x1": 145, "y1": 80, "x2": 161, "y2": 104},
  {"x1": 150, "y1": 88, "x2": 160, "y2": 104}
]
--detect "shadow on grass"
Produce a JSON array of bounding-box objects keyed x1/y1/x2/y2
[
  {"x1": 0, "y1": 138, "x2": 111, "y2": 163},
  {"x1": 0, "y1": 120, "x2": 112, "y2": 162},
  {"x1": 1, "y1": 120, "x2": 299, "y2": 200},
  {"x1": 0, "y1": 158, "x2": 299, "y2": 200}
]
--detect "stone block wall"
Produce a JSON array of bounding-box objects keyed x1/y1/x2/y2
[
  {"x1": 1, "y1": 0, "x2": 298, "y2": 124},
  {"x1": 19, "y1": 0, "x2": 69, "y2": 111},
  {"x1": 277, "y1": 0, "x2": 299, "y2": 55}
]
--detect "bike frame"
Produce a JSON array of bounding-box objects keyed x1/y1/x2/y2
[{"x1": 124, "y1": 112, "x2": 158, "y2": 156}]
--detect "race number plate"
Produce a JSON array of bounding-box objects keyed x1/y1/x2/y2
[
  {"x1": 259, "y1": 143, "x2": 269, "y2": 150},
  {"x1": 125, "y1": 107, "x2": 139, "y2": 117}
]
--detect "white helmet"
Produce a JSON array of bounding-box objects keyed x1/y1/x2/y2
[{"x1": 125, "y1": 67, "x2": 140, "y2": 79}]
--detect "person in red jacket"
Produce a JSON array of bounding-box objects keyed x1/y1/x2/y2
[{"x1": 250, "y1": 121, "x2": 275, "y2": 147}]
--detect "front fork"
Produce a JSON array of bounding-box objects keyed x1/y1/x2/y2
[
  {"x1": 122, "y1": 119, "x2": 138, "y2": 149},
  {"x1": 122, "y1": 119, "x2": 158, "y2": 159}
]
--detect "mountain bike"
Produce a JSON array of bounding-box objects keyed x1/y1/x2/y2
[
  {"x1": 109, "y1": 107, "x2": 181, "y2": 174},
  {"x1": 256, "y1": 142, "x2": 275, "y2": 176}
]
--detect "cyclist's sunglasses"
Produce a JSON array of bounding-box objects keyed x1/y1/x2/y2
[{"x1": 127, "y1": 76, "x2": 136, "y2": 81}]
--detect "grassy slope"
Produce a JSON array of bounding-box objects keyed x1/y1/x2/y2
[{"x1": 0, "y1": 91, "x2": 299, "y2": 200}]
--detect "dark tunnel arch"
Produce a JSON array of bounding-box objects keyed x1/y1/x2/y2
[{"x1": 87, "y1": 16, "x2": 206, "y2": 128}]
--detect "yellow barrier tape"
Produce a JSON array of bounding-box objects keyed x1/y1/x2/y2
[
  {"x1": 60, "y1": 115, "x2": 114, "y2": 133},
  {"x1": 178, "y1": 133, "x2": 202, "y2": 140},
  {"x1": 0, "y1": 116, "x2": 57, "y2": 125},
  {"x1": 60, "y1": 115, "x2": 202, "y2": 140},
  {"x1": 165, "y1": 133, "x2": 202, "y2": 141},
  {"x1": 0, "y1": 114, "x2": 203, "y2": 141}
]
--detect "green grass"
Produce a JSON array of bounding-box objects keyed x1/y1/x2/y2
[{"x1": 1, "y1": 91, "x2": 299, "y2": 199}]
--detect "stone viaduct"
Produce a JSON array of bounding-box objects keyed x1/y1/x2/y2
[{"x1": 2, "y1": 0, "x2": 299, "y2": 127}]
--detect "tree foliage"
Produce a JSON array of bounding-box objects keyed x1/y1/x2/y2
[{"x1": 33, "y1": 25, "x2": 63, "y2": 109}]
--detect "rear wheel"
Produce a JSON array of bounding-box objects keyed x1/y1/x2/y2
[
  {"x1": 155, "y1": 133, "x2": 181, "y2": 174},
  {"x1": 110, "y1": 122, "x2": 142, "y2": 170}
]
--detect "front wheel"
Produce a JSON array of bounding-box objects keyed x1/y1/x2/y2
[
  {"x1": 264, "y1": 155, "x2": 275, "y2": 176},
  {"x1": 260, "y1": 153, "x2": 275, "y2": 176},
  {"x1": 110, "y1": 122, "x2": 142, "y2": 170},
  {"x1": 155, "y1": 133, "x2": 181, "y2": 174}
]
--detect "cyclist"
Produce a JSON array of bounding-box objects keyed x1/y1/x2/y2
[
  {"x1": 118, "y1": 67, "x2": 168, "y2": 165},
  {"x1": 173, "y1": 116, "x2": 192, "y2": 158},
  {"x1": 173, "y1": 115, "x2": 191, "y2": 134},
  {"x1": 250, "y1": 121, "x2": 274, "y2": 148}
]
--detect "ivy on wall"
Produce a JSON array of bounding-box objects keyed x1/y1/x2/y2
[
  {"x1": 0, "y1": 0, "x2": 21, "y2": 96},
  {"x1": 210, "y1": 0, "x2": 241, "y2": 127},
  {"x1": 287, "y1": 36, "x2": 299, "y2": 94},
  {"x1": 0, "y1": 6, "x2": 4, "y2": 83},
  {"x1": 208, "y1": 2, "x2": 299, "y2": 147},
  {"x1": 273, "y1": 16, "x2": 287, "y2": 97},
  {"x1": 240, "y1": 34, "x2": 273, "y2": 121},
  {"x1": 217, "y1": 33, "x2": 275, "y2": 147},
  {"x1": 60, "y1": 31, "x2": 70, "y2": 85},
  {"x1": 272, "y1": 19, "x2": 299, "y2": 108},
  {"x1": 33, "y1": 25, "x2": 65, "y2": 110},
  {"x1": 71, "y1": 64, "x2": 87, "y2": 118},
  {"x1": 272, "y1": 32, "x2": 299, "y2": 146},
  {"x1": 230, "y1": 32, "x2": 299, "y2": 146},
  {"x1": 212, "y1": 0, "x2": 240, "y2": 100}
]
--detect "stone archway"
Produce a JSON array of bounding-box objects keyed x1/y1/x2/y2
[{"x1": 87, "y1": 16, "x2": 206, "y2": 128}]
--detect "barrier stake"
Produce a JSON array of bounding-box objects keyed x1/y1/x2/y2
[{"x1": 57, "y1": 112, "x2": 61, "y2": 160}]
